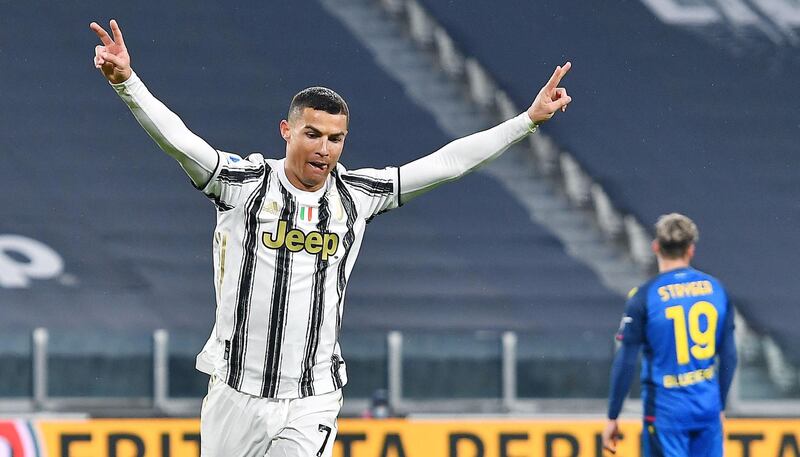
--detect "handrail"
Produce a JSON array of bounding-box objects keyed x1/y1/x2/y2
[{"x1": 0, "y1": 327, "x2": 798, "y2": 416}]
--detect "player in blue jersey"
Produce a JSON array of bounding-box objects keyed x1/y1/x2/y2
[{"x1": 602, "y1": 213, "x2": 737, "y2": 456}]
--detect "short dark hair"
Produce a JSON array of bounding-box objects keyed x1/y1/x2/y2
[
  {"x1": 655, "y1": 213, "x2": 699, "y2": 259},
  {"x1": 288, "y1": 87, "x2": 349, "y2": 122}
]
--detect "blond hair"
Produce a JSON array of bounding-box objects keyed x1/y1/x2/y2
[{"x1": 655, "y1": 213, "x2": 699, "y2": 259}]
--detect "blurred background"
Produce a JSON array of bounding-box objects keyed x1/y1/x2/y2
[{"x1": 1, "y1": 0, "x2": 798, "y2": 422}]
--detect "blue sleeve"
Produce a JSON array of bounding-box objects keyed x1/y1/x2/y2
[
  {"x1": 717, "y1": 299, "x2": 737, "y2": 409},
  {"x1": 608, "y1": 341, "x2": 641, "y2": 419},
  {"x1": 607, "y1": 288, "x2": 647, "y2": 419}
]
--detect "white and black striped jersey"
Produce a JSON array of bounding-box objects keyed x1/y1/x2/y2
[
  {"x1": 195, "y1": 151, "x2": 399, "y2": 398},
  {"x1": 111, "y1": 72, "x2": 538, "y2": 399}
]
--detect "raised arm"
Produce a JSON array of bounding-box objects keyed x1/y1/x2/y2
[
  {"x1": 90, "y1": 20, "x2": 218, "y2": 189},
  {"x1": 399, "y1": 63, "x2": 572, "y2": 203}
]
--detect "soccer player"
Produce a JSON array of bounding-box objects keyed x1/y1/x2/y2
[
  {"x1": 602, "y1": 214, "x2": 737, "y2": 456},
  {"x1": 90, "y1": 19, "x2": 572, "y2": 457}
]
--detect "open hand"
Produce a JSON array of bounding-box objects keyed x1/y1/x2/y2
[
  {"x1": 90, "y1": 19, "x2": 131, "y2": 84},
  {"x1": 528, "y1": 61, "x2": 572, "y2": 124}
]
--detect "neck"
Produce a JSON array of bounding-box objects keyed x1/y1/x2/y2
[
  {"x1": 283, "y1": 162, "x2": 324, "y2": 193},
  {"x1": 658, "y1": 258, "x2": 690, "y2": 273}
]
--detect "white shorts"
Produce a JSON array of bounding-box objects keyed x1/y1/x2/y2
[{"x1": 200, "y1": 375, "x2": 342, "y2": 457}]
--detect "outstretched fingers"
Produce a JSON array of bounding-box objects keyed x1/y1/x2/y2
[
  {"x1": 110, "y1": 19, "x2": 125, "y2": 46},
  {"x1": 545, "y1": 61, "x2": 572, "y2": 91},
  {"x1": 90, "y1": 22, "x2": 113, "y2": 46}
]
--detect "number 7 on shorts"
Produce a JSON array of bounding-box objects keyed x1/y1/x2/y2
[{"x1": 317, "y1": 424, "x2": 332, "y2": 456}]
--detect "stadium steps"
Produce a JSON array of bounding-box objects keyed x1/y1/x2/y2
[
  {"x1": 316, "y1": 0, "x2": 643, "y2": 406},
  {"x1": 405, "y1": 0, "x2": 800, "y2": 405},
  {"x1": 319, "y1": 0, "x2": 646, "y2": 295},
  {"x1": 2, "y1": 0, "x2": 661, "y2": 412}
]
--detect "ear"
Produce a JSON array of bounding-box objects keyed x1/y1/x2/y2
[
  {"x1": 280, "y1": 119, "x2": 291, "y2": 142},
  {"x1": 651, "y1": 240, "x2": 660, "y2": 255},
  {"x1": 686, "y1": 243, "x2": 696, "y2": 260}
]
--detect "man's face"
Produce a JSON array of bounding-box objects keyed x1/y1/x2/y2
[{"x1": 281, "y1": 107, "x2": 348, "y2": 192}]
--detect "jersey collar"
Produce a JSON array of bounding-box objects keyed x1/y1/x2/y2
[{"x1": 276, "y1": 158, "x2": 332, "y2": 204}]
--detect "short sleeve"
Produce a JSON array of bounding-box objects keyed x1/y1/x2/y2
[
  {"x1": 200, "y1": 151, "x2": 266, "y2": 210},
  {"x1": 340, "y1": 166, "x2": 400, "y2": 221},
  {"x1": 615, "y1": 286, "x2": 648, "y2": 346}
]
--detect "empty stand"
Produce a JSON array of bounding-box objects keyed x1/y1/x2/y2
[
  {"x1": 1, "y1": 0, "x2": 623, "y2": 406},
  {"x1": 417, "y1": 0, "x2": 800, "y2": 364}
]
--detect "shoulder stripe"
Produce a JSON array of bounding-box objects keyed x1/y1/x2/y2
[
  {"x1": 341, "y1": 173, "x2": 393, "y2": 195},
  {"x1": 345, "y1": 184, "x2": 385, "y2": 198},
  {"x1": 344, "y1": 181, "x2": 391, "y2": 198},
  {"x1": 627, "y1": 287, "x2": 639, "y2": 299},
  {"x1": 218, "y1": 165, "x2": 265, "y2": 184},
  {"x1": 346, "y1": 171, "x2": 392, "y2": 183},
  {"x1": 342, "y1": 172, "x2": 393, "y2": 188}
]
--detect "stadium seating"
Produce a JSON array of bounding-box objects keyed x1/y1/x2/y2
[
  {"x1": 417, "y1": 0, "x2": 800, "y2": 363},
  {"x1": 1, "y1": 1, "x2": 622, "y2": 400}
]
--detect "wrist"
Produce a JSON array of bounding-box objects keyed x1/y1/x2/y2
[
  {"x1": 110, "y1": 70, "x2": 137, "y2": 88},
  {"x1": 109, "y1": 69, "x2": 133, "y2": 85},
  {"x1": 519, "y1": 112, "x2": 538, "y2": 133},
  {"x1": 527, "y1": 110, "x2": 544, "y2": 126}
]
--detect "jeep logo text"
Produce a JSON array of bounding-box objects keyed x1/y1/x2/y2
[{"x1": 263, "y1": 220, "x2": 339, "y2": 261}]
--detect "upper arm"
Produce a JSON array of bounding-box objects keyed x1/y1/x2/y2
[
  {"x1": 398, "y1": 113, "x2": 535, "y2": 203},
  {"x1": 717, "y1": 292, "x2": 738, "y2": 407},
  {"x1": 200, "y1": 151, "x2": 266, "y2": 210},
  {"x1": 608, "y1": 293, "x2": 645, "y2": 419},
  {"x1": 341, "y1": 166, "x2": 400, "y2": 220},
  {"x1": 718, "y1": 294, "x2": 736, "y2": 353},
  {"x1": 616, "y1": 287, "x2": 648, "y2": 347},
  {"x1": 112, "y1": 72, "x2": 219, "y2": 186}
]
